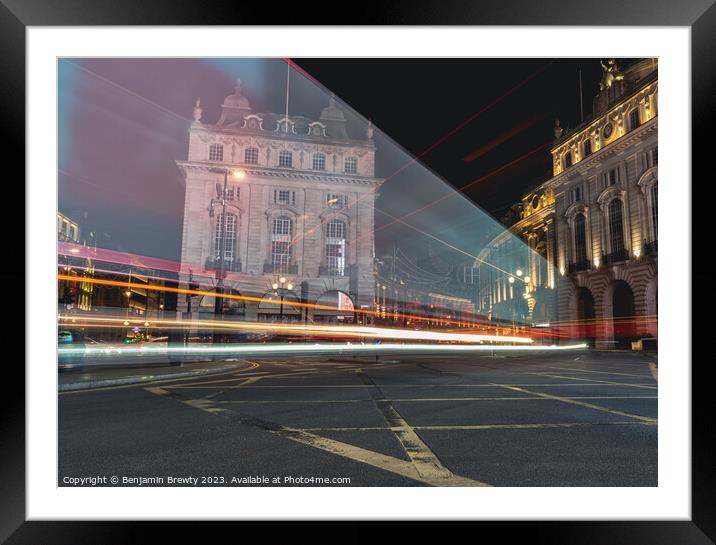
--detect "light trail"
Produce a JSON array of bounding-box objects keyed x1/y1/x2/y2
[
  {"x1": 59, "y1": 315, "x2": 534, "y2": 344},
  {"x1": 463, "y1": 114, "x2": 545, "y2": 162},
  {"x1": 57, "y1": 274, "x2": 562, "y2": 338},
  {"x1": 59, "y1": 341, "x2": 588, "y2": 358}
]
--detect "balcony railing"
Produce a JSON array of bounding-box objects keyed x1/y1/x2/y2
[
  {"x1": 567, "y1": 260, "x2": 590, "y2": 273},
  {"x1": 644, "y1": 240, "x2": 658, "y2": 256},
  {"x1": 205, "y1": 257, "x2": 242, "y2": 273},
  {"x1": 603, "y1": 249, "x2": 630, "y2": 265},
  {"x1": 263, "y1": 262, "x2": 298, "y2": 275}
]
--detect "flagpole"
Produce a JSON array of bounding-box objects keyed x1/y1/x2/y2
[
  {"x1": 578, "y1": 69, "x2": 584, "y2": 123},
  {"x1": 284, "y1": 60, "x2": 290, "y2": 132}
]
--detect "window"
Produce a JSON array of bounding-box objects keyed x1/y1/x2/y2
[
  {"x1": 651, "y1": 146, "x2": 658, "y2": 166},
  {"x1": 273, "y1": 215, "x2": 292, "y2": 236},
  {"x1": 313, "y1": 153, "x2": 326, "y2": 171},
  {"x1": 583, "y1": 139, "x2": 592, "y2": 158},
  {"x1": 271, "y1": 216, "x2": 293, "y2": 272},
  {"x1": 607, "y1": 168, "x2": 618, "y2": 186},
  {"x1": 608, "y1": 199, "x2": 625, "y2": 254},
  {"x1": 344, "y1": 157, "x2": 357, "y2": 174},
  {"x1": 244, "y1": 147, "x2": 258, "y2": 164},
  {"x1": 574, "y1": 213, "x2": 588, "y2": 264},
  {"x1": 650, "y1": 185, "x2": 658, "y2": 240},
  {"x1": 463, "y1": 266, "x2": 479, "y2": 284},
  {"x1": 629, "y1": 108, "x2": 641, "y2": 131},
  {"x1": 224, "y1": 187, "x2": 238, "y2": 201},
  {"x1": 273, "y1": 189, "x2": 295, "y2": 206},
  {"x1": 327, "y1": 194, "x2": 347, "y2": 208},
  {"x1": 214, "y1": 212, "x2": 237, "y2": 263},
  {"x1": 278, "y1": 150, "x2": 293, "y2": 168},
  {"x1": 325, "y1": 220, "x2": 347, "y2": 276},
  {"x1": 209, "y1": 143, "x2": 224, "y2": 162},
  {"x1": 563, "y1": 152, "x2": 572, "y2": 169},
  {"x1": 573, "y1": 186, "x2": 582, "y2": 203}
]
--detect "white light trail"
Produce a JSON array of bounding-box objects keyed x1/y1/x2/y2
[{"x1": 59, "y1": 342, "x2": 587, "y2": 358}]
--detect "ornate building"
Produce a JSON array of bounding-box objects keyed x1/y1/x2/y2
[
  {"x1": 176, "y1": 79, "x2": 383, "y2": 324},
  {"x1": 475, "y1": 59, "x2": 658, "y2": 347},
  {"x1": 472, "y1": 185, "x2": 557, "y2": 328}
]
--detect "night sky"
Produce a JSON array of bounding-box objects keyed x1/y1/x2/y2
[{"x1": 58, "y1": 57, "x2": 640, "y2": 262}]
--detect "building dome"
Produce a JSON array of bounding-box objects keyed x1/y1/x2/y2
[
  {"x1": 217, "y1": 78, "x2": 252, "y2": 126},
  {"x1": 320, "y1": 94, "x2": 346, "y2": 121},
  {"x1": 319, "y1": 94, "x2": 349, "y2": 139}
]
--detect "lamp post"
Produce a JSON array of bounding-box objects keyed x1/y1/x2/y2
[
  {"x1": 208, "y1": 168, "x2": 245, "y2": 346},
  {"x1": 272, "y1": 277, "x2": 294, "y2": 323}
]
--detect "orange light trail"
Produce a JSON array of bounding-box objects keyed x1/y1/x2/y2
[
  {"x1": 57, "y1": 274, "x2": 564, "y2": 339},
  {"x1": 58, "y1": 315, "x2": 535, "y2": 344}
]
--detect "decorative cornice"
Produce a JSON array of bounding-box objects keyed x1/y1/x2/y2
[
  {"x1": 545, "y1": 117, "x2": 657, "y2": 189},
  {"x1": 550, "y1": 79, "x2": 658, "y2": 153},
  {"x1": 176, "y1": 160, "x2": 383, "y2": 187},
  {"x1": 190, "y1": 123, "x2": 374, "y2": 150},
  {"x1": 510, "y1": 203, "x2": 555, "y2": 232}
]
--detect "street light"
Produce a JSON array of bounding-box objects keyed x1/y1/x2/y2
[
  {"x1": 272, "y1": 277, "x2": 294, "y2": 322},
  {"x1": 207, "y1": 167, "x2": 245, "y2": 346}
]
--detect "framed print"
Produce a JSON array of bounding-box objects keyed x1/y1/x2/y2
[{"x1": 3, "y1": 0, "x2": 712, "y2": 542}]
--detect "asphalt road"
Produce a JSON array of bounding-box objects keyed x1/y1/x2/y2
[{"x1": 58, "y1": 350, "x2": 658, "y2": 487}]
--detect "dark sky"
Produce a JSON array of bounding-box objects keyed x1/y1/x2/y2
[
  {"x1": 295, "y1": 58, "x2": 639, "y2": 217},
  {"x1": 58, "y1": 57, "x2": 639, "y2": 262}
]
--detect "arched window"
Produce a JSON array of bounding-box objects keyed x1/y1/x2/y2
[
  {"x1": 574, "y1": 213, "x2": 588, "y2": 264},
  {"x1": 583, "y1": 139, "x2": 592, "y2": 158},
  {"x1": 271, "y1": 216, "x2": 293, "y2": 272},
  {"x1": 325, "y1": 220, "x2": 347, "y2": 276},
  {"x1": 608, "y1": 199, "x2": 625, "y2": 255},
  {"x1": 209, "y1": 143, "x2": 224, "y2": 162},
  {"x1": 563, "y1": 151, "x2": 572, "y2": 169},
  {"x1": 244, "y1": 147, "x2": 258, "y2": 164},
  {"x1": 278, "y1": 150, "x2": 293, "y2": 168},
  {"x1": 629, "y1": 108, "x2": 641, "y2": 131},
  {"x1": 214, "y1": 212, "x2": 237, "y2": 264},
  {"x1": 650, "y1": 185, "x2": 658, "y2": 240},
  {"x1": 313, "y1": 153, "x2": 326, "y2": 171}
]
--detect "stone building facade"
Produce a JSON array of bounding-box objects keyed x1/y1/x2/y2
[
  {"x1": 176, "y1": 79, "x2": 383, "y2": 323},
  {"x1": 472, "y1": 186, "x2": 557, "y2": 328},
  {"x1": 474, "y1": 59, "x2": 658, "y2": 347}
]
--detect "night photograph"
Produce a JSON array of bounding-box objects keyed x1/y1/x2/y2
[{"x1": 56, "y1": 56, "x2": 658, "y2": 488}]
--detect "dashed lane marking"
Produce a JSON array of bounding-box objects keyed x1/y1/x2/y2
[
  {"x1": 143, "y1": 385, "x2": 487, "y2": 487},
  {"x1": 491, "y1": 383, "x2": 657, "y2": 424},
  {"x1": 649, "y1": 362, "x2": 658, "y2": 382}
]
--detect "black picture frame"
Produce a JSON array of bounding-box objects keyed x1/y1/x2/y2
[{"x1": 5, "y1": 0, "x2": 710, "y2": 542}]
